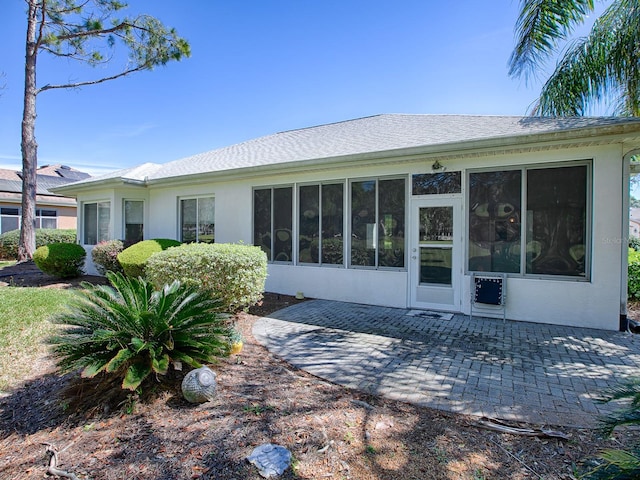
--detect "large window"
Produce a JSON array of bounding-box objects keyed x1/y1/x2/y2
[
  {"x1": 0, "y1": 207, "x2": 57, "y2": 234},
  {"x1": 299, "y1": 183, "x2": 344, "y2": 265},
  {"x1": 36, "y1": 209, "x2": 57, "y2": 229},
  {"x1": 253, "y1": 187, "x2": 293, "y2": 262},
  {"x1": 468, "y1": 164, "x2": 589, "y2": 277},
  {"x1": 350, "y1": 178, "x2": 405, "y2": 268},
  {"x1": 0, "y1": 207, "x2": 19, "y2": 234},
  {"x1": 124, "y1": 200, "x2": 144, "y2": 244},
  {"x1": 180, "y1": 197, "x2": 215, "y2": 243},
  {"x1": 254, "y1": 179, "x2": 406, "y2": 268},
  {"x1": 83, "y1": 201, "x2": 110, "y2": 245}
]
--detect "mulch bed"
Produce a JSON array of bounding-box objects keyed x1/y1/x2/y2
[{"x1": 0, "y1": 263, "x2": 638, "y2": 479}]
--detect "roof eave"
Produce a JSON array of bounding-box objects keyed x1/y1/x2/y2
[{"x1": 147, "y1": 122, "x2": 640, "y2": 187}]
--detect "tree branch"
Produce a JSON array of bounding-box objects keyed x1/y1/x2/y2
[{"x1": 37, "y1": 63, "x2": 149, "y2": 93}]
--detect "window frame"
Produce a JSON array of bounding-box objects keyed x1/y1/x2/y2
[
  {"x1": 82, "y1": 200, "x2": 111, "y2": 246},
  {"x1": 466, "y1": 161, "x2": 592, "y2": 281},
  {"x1": 252, "y1": 185, "x2": 294, "y2": 263},
  {"x1": 297, "y1": 181, "x2": 345, "y2": 267},
  {"x1": 0, "y1": 207, "x2": 20, "y2": 234},
  {"x1": 123, "y1": 199, "x2": 144, "y2": 244},
  {"x1": 348, "y1": 175, "x2": 408, "y2": 271},
  {"x1": 178, "y1": 195, "x2": 215, "y2": 244}
]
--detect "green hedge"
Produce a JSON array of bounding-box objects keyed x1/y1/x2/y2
[
  {"x1": 630, "y1": 248, "x2": 640, "y2": 300},
  {"x1": 33, "y1": 242, "x2": 86, "y2": 278},
  {"x1": 146, "y1": 243, "x2": 268, "y2": 313},
  {"x1": 0, "y1": 229, "x2": 76, "y2": 260},
  {"x1": 117, "y1": 239, "x2": 181, "y2": 278}
]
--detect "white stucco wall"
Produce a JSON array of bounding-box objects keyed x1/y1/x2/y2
[{"x1": 76, "y1": 142, "x2": 627, "y2": 330}]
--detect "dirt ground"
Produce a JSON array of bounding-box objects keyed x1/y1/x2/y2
[{"x1": 0, "y1": 262, "x2": 639, "y2": 479}]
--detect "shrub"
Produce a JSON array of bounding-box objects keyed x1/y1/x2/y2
[
  {"x1": 33, "y1": 242, "x2": 86, "y2": 278},
  {"x1": 91, "y1": 240, "x2": 124, "y2": 275},
  {"x1": 146, "y1": 242, "x2": 268, "y2": 312},
  {"x1": 630, "y1": 237, "x2": 640, "y2": 252},
  {"x1": 117, "y1": 238, "x2": 181, "y2": 278},
  {"x1": 580, "y1": 378, "x2": 640, "y2": 479},
  {"x1": 0, "y1": 228, "x2": 76, "y2": 260},
  {"x1": 629, "y1": 248, "x2": 640, "y2": 300},
  {"x1": 48, "y1": 272, "x2": 230, "y2": 392}
]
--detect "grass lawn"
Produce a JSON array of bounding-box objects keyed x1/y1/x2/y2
[
  {"x1": 0, "y1": 287, "x2": 73, "y2": 392},
  {"x1": 0, "y1": 260, "x2": 16, "y2": 268}
]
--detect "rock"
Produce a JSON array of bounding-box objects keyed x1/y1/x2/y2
[
  {"x1": 181, "y1": 366, "x2": 217, "y2": 403},
  {"x1": 246, "y1": 443, "x2": 292, "y2": 478}
]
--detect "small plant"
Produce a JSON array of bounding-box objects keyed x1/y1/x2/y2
[
  {"x1": 117, "y1": 238, "x2": 181, "y2": 278},
  {"x1": 365, "y1": 445, "x2": 378, "y2": 455},
  {"x1": 227, "y1": 327, "x2": 244, "y2": 355},
  {"x1": 580, "y1": 378, "x2": 640, "y2": 479},
  {"x1": 91, "y1": 239, "x2": 124, "y2": 275},
  {"x1": 33, "y1": 242, "x2": 86, "y2": 278},
  {"x1": 344, "y1": 431, "x2": 355, "y2": 444},
  {"x1": 48, "y1": 272, "x2": 230, "y2": 392}
]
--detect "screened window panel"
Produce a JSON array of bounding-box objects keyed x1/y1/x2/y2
[
  {"x1": 299, "y1": 185, "x2": 319, "y2": 263},
  {"x1": 351, "y1": 180, "x2": 376, "y2": 266},
  {"x1": 198, "y1": 197, "x2": 215, "y2": 243},
  {"x1": 273, "y1": 187, "x2": 293, "y2": 262},
  {"x1": 39, "y1": 217, "x2": 57, "y2": 229},
  {"x1": 468, "y1": 171, "x2": 521, "y2": 273},
  {"x1": 97, "y1": 202, "x2": 111, "y2": 243},
  {"x1": 1, "y1": 216, "x2": 19, "y2": 234},
  {"x1": 253, "y1": 189, "x2": 272, "y2": 260},
  {"x1": 412, "y1": 172, "x2": 461, "y2": 195},
  {"x1": 124, "y1": 200, "x2": 144, "y2": 244},
  {"x1": 180, "y1": 198, "x2": 197, "y2": 243},
  {"x1": 321, "y1": 183, "x2": 344, "y2": 265},
  {"x1": 526, "y1": 166, "x2": 587, "y2": 276},
  {"x1": 83, "y1": 203, "x2": 97, "y2": 245},
  {"x1": 378, "y1": 178, "x2": 405, "y2": 267}
]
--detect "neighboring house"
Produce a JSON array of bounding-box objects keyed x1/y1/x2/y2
[
  {"x1": 53, "y1": 114, "x2": 640, "y2": 331},
  {"x1": 630, "y1": 208, "x2": 640, "y2": 238},
  {"x1": 0, "y1": 164, "x2": 90, "y2": 235}
]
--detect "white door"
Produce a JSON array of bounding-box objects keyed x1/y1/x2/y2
[{"x1": 409, "y1": 198, "x2": 462, "y2": 311}]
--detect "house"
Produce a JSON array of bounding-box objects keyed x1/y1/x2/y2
[
  {"x1": 52, "y1": 114, "x2": 640, "y2": 331},
  {"x1": 0, "y1": 164, "x2": 91, "y2": 235},
  {"x1": 630, "y1": 208, "x2": 640, "y2": 238}
]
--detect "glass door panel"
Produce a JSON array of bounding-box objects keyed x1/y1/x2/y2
[
  {"x1": 419, "y1": 206, "x2": 453, "y2": 286},
  {"x1": 410, "y1": 200, "x2": 461, "y2": 311}
]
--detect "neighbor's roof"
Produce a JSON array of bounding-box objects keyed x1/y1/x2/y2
[
  {"x1": 0, "y1": 164, "x2": 90, "y2": 197},
  {"x1": 55, "y1": 114, "x2": 640, "y2": 189}
]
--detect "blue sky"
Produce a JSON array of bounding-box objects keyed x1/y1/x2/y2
[{"x1": 0, "y1": 1, "x2": 602, "y2": 177}]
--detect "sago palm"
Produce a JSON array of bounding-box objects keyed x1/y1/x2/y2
[
  {"x1": 581, "y1": 378, "x2": 640, "y2": 479},
  {"x1": 509, "y1": 0, "x2": 640, "y2": 116},
  {"x1": 48, "y1": 272, "x2": 230, "y2": 391}
]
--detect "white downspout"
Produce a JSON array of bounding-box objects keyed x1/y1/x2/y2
[{"x1": 621, "y1": 149, "x2": 640, "y2": 331}]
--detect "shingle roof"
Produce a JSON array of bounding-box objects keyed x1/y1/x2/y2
[
  {"x1": 59, "y1": 114, "x2": 640, "y2": 188},
  {"x1": 148, "y1": 114, "x2": 640, "y2": 180},
  {"x1": 0, "y1": 164, "x2": 91, "y2": 196}
]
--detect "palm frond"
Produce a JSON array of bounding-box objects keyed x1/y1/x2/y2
[
  {"x1": 48, "y1": 271, "x2": 229, "y2": 393},
  {"x1": 509, "y1": 0, "x2": 594, "y2": 79},
  {"x1": 532, "y1": 0, "x2": 640, "y2": 116}
]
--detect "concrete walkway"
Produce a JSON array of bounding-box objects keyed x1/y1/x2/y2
[{"x1": 253, "y1": 299, "x2": 640, "y2": 427}]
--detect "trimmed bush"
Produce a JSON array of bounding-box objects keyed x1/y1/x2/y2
[
  {"x1": 630, "y1": 248, "x2": 640, "y2": 300},
  {"x1": 146, "y1": 243, "x2": 268, "y2": 312},
  {"x1": 33, "y1": 242, "x2": 86, "y2": 278},
  {"x1": 48, "y1": 272, "x2": 230, "y2": 392},
  {"x1": 0, "y1": 228, "x2": 76, "y2": 260},
  {"x1": 117, "y1": 239, "x2": 181, "y2": 278},
  {"x1": 92, "y1": 240, "x2": 124, "y2": 275}
]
